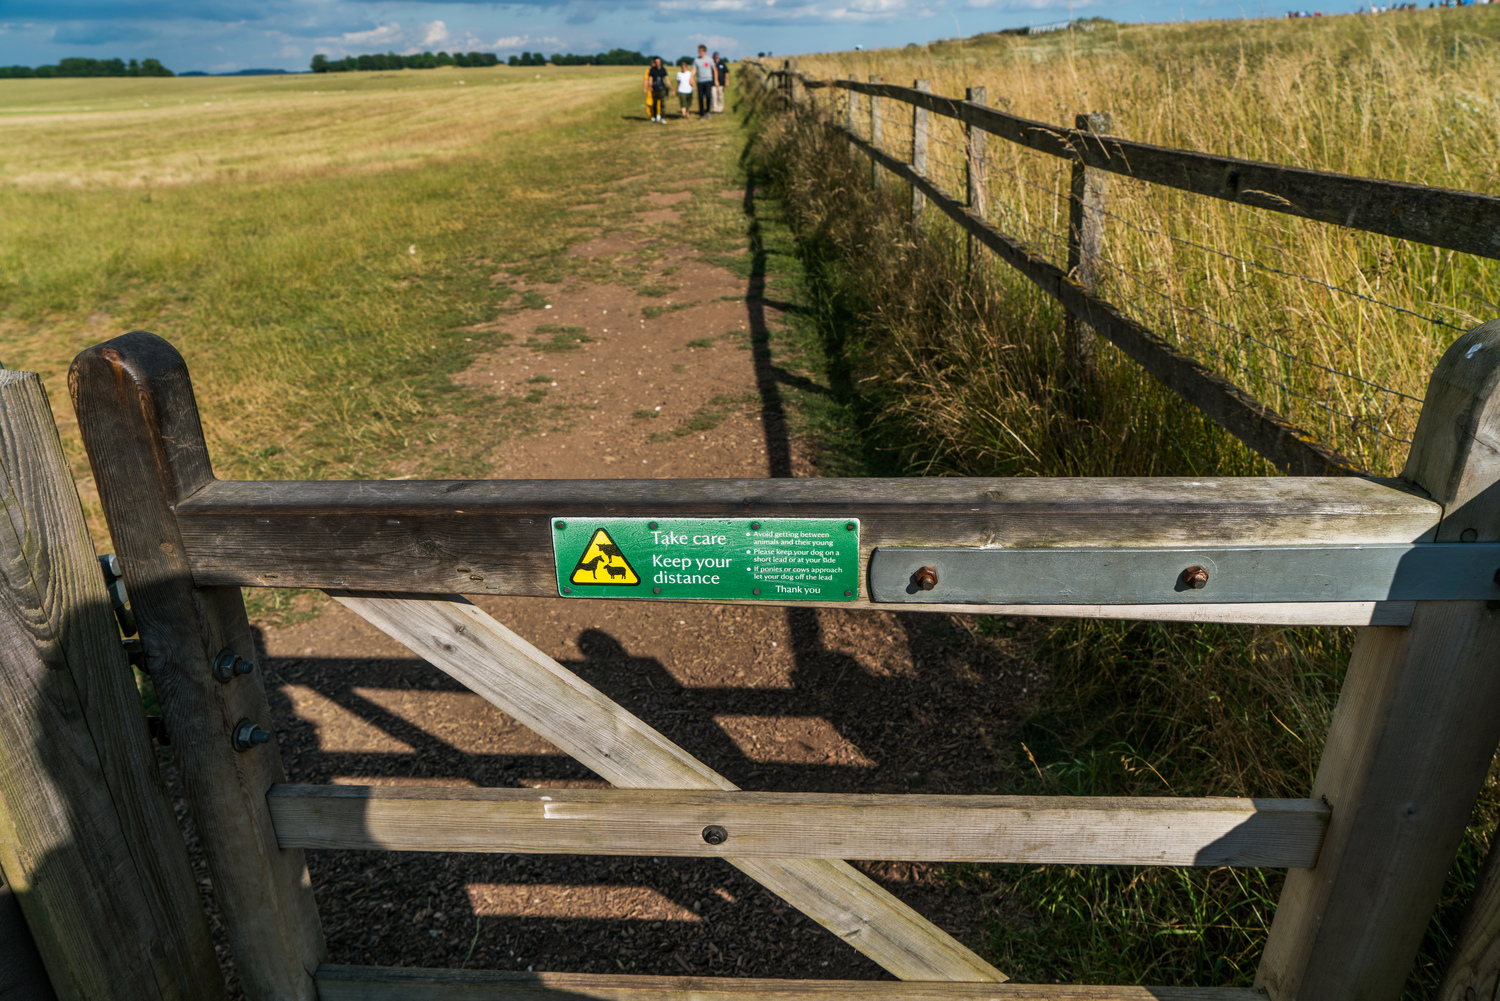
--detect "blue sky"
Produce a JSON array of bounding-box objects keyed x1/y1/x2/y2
[{"x1": 0, "y1": 0, "x2": 1288, "y2": 74}]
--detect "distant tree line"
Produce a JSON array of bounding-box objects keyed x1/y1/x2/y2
[
  {"x1": 0, "y1": 57, "x2": 173, "y2": 79},
  {"x1": 546, "y1": 49, "x2": 651, "y2": 65},
  {"x1": 311, "y1": 51, "x2": 501, "y2": 72}
]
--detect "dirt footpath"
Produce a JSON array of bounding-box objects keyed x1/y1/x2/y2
[{"x1": 245, "y1": 119, "x2": 1031, "y2": 984}]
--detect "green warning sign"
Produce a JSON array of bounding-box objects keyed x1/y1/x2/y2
[{"x1": 552, "y1": 517, "x2": 860, "y2": 601}]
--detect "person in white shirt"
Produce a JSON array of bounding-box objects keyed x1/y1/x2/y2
[
  {"x1": 675, "y1": 61, "x2": 694, "y2": 117},
  {"x1": 693, "y1": 45, "x2": 715, "y2": 119}
]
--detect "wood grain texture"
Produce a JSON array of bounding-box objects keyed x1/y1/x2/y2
[
  {"x1": 315, "y1": 965, "x2": 1259, "y2": 1001},
  {"x1": 268, "y1": 784, "x2": 1329, "y2": 867},
  {"x1": 1437, "y1": 829, "x2": 1500, "y2": 1001},
  {"x1": 172, "y1": 476, "x2": 1436, "y2": 603},
  {"x1": 331, "y1": 592, "x2": 1005, "y2": 984},
  {"x1": 68, "y1": 334, "x2": 325, "y2": 1001},
  {"x1": 1257, "y1": 321, "x2": 1500, "y2": 1001},
  {"x1": 835, "y1": 125, "x2": 1360, "y2": 476},
  {"x1": 0, "y1": 370, "x2": 223, "y2": 1000},
  {"x1": 795, "y1": 75, "x2": 1500, "y2": 261}
]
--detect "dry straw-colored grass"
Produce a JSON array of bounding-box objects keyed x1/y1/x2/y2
[{"x1": 792, "y1": 8, "x2": 1500, "y2": 474}]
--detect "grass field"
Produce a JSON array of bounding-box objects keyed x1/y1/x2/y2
[
  {"x1": 740, "y1": 10, "x2": 1500, "y2": 993},
  {"x1": 0, "y1": 64, "x2": 745, "y2": 500}
]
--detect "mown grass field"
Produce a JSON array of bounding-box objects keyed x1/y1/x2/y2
[
  {"x1": 740, "y1": 9, "x2": 1500, "y2": 994},
  {"x1": 0, "y1": 64, "x2": 748, "y2": 496}
]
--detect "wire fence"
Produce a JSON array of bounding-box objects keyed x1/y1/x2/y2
[{"x1": 794, "y1": 72, "x2": 1495, "y2": 474}]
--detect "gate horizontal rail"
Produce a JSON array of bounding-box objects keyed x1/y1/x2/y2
[{"x1": 269, "y1": 784, "x2": 1329, "y2": 867}]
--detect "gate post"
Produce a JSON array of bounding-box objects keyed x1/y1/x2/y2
[
  {"x1": 0, "y1": 369, "x2": 223, "y2": 1000},
  {"x1": 70, "y1": 334, "x2": 326, "y2": 1001},
  {"x1": 1257, "y1": 319, "x2": 1500, "y2": 1001}
]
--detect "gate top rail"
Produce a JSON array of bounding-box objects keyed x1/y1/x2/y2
[{"x1": 774, "y1": 70, "x2": 1500, "y2": 260}]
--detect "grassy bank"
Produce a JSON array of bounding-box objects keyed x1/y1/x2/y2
[{"x1": 737, "y1": 20, "x2": 1500, "y2": 990}]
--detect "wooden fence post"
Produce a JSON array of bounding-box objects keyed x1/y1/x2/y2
[
  {"x1": 1065, "y1": 111, "x2": 1111, "y2": 382},
  {"x1": 911, "y1": 79, "x2": 930, "y2": 224},
  {"x1": 69, "y1": 334, "x2": 326, "y2": 1001},
  {"x1": 965, "y1": 85, "x2": 989, "y2": 280},
  {"x1": 787, "y1": 58, "x2": 801, "y2": 109},
  {"x1": 868, "y1": 75, "x2": 883, "y2": 190},
  {"x1": 1438, "y1": 832, "x2": 1500, "y2": 1001},
  {"x1": 1256, "y1": 318, "x2": 1500, "y2": 1001},
  {"x1": 0, "y1": 368, "x2": 224, "y2": 1000},
  {"x1": 847, "y1": 75, "x2": 857, "y2": 133}
]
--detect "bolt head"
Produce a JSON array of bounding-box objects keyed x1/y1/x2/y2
[
  {"x1": 913, "y1": 566, "x2": 939, "y2": 591},
  {"x1": 1180, "y1": 565, "x2": 1209, "y2": 590},
  {"x1": 702, "y1": 825, "x2": 728, "y2": 846}
]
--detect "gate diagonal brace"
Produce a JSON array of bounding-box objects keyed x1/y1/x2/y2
[{"x1": 328, "y1": 590, "x2": 1006, "y2": 984}]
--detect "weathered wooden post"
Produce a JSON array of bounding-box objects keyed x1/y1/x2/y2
[
  {"x1": 847, "y1": 75, "x2": 857, "y2": 133},
  {"x1": 786, "y1": 58, "x2": 802, "y2": 110},
  {"x1": 1065, "y1": 111, "x2": 1111, "y2": 381},
  {"x1": 1256, "y1": 319, "x2": 1500, "y2": 1001},
  {"x1": 868, "y1": 75, "x2": 883, "y2": 190},
  {"x1": 965, "y1": 85, "x2": 989, "y2": 279},
  {"x1": 0, "y1": 368, "x2": 224, "y2": 1000},
  {"x1": 1438, "y1": 834, "x2": 1500, "y2": 1000},
  {"x1": 70, "y1": 334, "x2": 327, "y2": 1001},
  {"x1": 911, "y1": 79, "x2": 931, "y2": 225}
]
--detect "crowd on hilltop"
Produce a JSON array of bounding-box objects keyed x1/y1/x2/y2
[{"x1": 642, "y1": 47, "x2": 729, "y2": 123}]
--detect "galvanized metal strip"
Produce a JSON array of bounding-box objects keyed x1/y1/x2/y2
[{"x1": 868, "y1": 545, "x2": 1500, "y2": 604}]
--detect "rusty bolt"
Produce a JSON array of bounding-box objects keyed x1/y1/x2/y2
[
  {"x1": 913, "y1": 566, "x2": 939, "y2": 591},
  {"x1": 1180, "y1": 565, "x2": 1209, "y2": 590}
]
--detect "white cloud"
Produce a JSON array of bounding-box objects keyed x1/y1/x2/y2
[
  {"x1": 420, "y1": 19, "x2": 449, "y2": 46},
  {"x1": 338, "y1": 22, "x2": 404, "y2": 47},
  {"x1": 689, "y1": 33, "x2": 740, "y2": 50},
  {"x1": 491, "y1": 34, "x2": 530, "y2": 47},
  {"x1": 279, "y1": 43, "x2": 303, "y2": 56}
]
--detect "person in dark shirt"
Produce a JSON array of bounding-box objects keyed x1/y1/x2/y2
[
  {"x1": 643, "y1": 56, "x2": 669, "y2": 123},
  {"x1": 712, "y1": 53, "x2": 729, "y2": 113}
]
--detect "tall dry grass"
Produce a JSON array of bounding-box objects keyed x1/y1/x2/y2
[{"x1": 792, "y1": 8, "x2": 1500, "y2": 474}]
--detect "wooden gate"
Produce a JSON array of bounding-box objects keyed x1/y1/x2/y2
[{"x1": 2, "y1": 321, "x2": 1499, "y2": 1000}]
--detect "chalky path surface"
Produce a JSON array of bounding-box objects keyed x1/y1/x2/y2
[{"x1": 247, "y1": 111, "x2": 1028, "y2": 985}]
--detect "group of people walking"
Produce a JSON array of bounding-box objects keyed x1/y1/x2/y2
[{"x1": 644, "y1": 47, "x2": 727, "y2": 123}]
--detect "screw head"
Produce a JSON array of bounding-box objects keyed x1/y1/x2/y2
[
  {"x1": 752, "y1": 587, "x2": 761, "y2": 596},
  {"x1": 1180, "y1": 565, "x2": 1209, "y2": 590},
  {"x1": 555, "y1": 520, "x2": 567, "y2": 530},
  {"x1": 653, "y1": 586, "x2": 662, "y2": 594},
  {"x1": 845, "y1": 522, "x2": 856, "y2": 531},
  {"x1": 648, "y1": 521, "x2": 658, "y2": 530},
  {"x1": 702, "y1": 825, "x2": 728, "y2": 846},
  {"x1": 562, "y1": 586, "x2": 572, "y2": 594},
  {"x1": 750, "y1": 521, "x2": 761, "y2": 531},
  {"x1": 913, "y1": 566, "x2": 938, "y2": 591},
  {"x1": 844, "y1": 589, "x2": 853, "y2": 597}
]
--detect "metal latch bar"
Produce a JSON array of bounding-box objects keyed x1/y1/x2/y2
[{"x1": 868, "y1": 544, "x2": 1500, "y2": 604}]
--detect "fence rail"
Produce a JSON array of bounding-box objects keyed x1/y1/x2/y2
[{"x1": 808, "y1": 76, "x2": 1500, "y2": 261}]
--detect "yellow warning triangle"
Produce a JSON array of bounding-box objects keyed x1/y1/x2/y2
[{"x1": 569, "y1": 528, "x2": 641, "y2": 586}]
